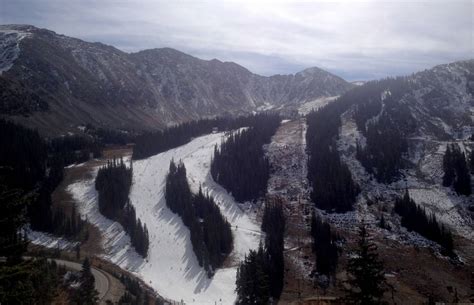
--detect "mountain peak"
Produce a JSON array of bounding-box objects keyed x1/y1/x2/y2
[{"x1": 297, "y1": 66, "x2": 327, "y2": 76}]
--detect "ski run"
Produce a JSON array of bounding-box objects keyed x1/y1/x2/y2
[{"x1": 67, "y1": 131, "x2": 261, "y2": 305}]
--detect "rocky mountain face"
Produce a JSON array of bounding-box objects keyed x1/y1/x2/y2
[
  {"x1": 0, "y1": 25, "x2": 353, "y2": 135},
  {"x1": 348, "y1": 60, "x2": 473, "y2": 141},
  {"x1": 403, "y1": 60, "x2": 474, "y2": 139},
  {"x1": 335, "y1": 59, "x2": 473, "y2": 249}
]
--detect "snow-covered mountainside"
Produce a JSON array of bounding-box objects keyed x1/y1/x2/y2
[
  {"x1": 0, "y1": 24, "x2": 353, "y2": 135},
  {"x1": 335, "y1": 60, "x2": 474, "y2": 257},
  {"x1": 68, "y1": 131, "x2": 262, "y2": 304},
  {"x1": 404, "y1": 61, "x2": 474, "y2": 139}
]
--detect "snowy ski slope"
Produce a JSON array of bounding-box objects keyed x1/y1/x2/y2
[{"x1": 69, "y1": 131, "x2": 262, "y2": 304}]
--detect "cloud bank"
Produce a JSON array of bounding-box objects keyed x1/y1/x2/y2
[{"x1": 1, "y1": 0, "x2": 472, "y2": 80}]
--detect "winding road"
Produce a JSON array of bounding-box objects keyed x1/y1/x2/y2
[{"x1": 50, "y1": 258, "x2": 111, "y2": 302}]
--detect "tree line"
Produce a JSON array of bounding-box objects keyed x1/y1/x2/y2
[
  {"x1": 306, "y1": 101, "x2": 360, "y2": 213},
  {"x1": 311, "y1": 213, "x2": 339, "y2": 276},
  {"x1": 133, "y1": 113, "x2": 279, "y2": 160},
  {"x1": 95, "y1": 158, "x2": 149, "y2": 257},
  {"x1": 394, "y1": 190, "x2": 454, "y2": 256},
  {"x1": 0, "y1": 119, "x2": 87, "y2": 240},
  {"x1": 261, "y1": 201, "x2": 286, "y2": 299},
  {"x1": 352, "y1": 78, "x2": 415, "y2": 183},
  {"x1": 443, "y1": 143, "x2": 471, "y2": 196},
  {"x1": 235, "y1": 201, "x2": 286, "y2": 304},
  {"x1": 210, "y1": 113, "x2": 280, "y2": 203},
  {"x1": 356, "y1": 113, "x2": 408, "y2": 183},
  {"x1": 49, "y1": 134, "x2": 102, "y2": 167},
  {"x1": 165, "y1": 160, "x2": 233, "y2": 276}
]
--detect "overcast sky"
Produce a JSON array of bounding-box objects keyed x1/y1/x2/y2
[{"x1": 1, "y1": 0, "x2": 472, "y2": 80}]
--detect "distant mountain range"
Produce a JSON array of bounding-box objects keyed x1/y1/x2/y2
[{"x1": 0, "y1": 25, "x2": 353, "y2": 135}]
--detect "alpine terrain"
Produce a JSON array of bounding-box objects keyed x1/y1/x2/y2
[{"x1": 0, "y1": 22, "x2": 473, "y2": 305}]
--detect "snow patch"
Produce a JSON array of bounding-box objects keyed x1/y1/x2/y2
[
  {"x1": 0, "y1": 29, "x2": 30, "y2": 74},
  {"x1": 27, "y1": 228, "x2": 79, "y2": 250},
  {"x1": 298, "y1": 96, "x2": 338, "y2": 115}
]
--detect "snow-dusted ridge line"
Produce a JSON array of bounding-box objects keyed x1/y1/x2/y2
[
  {"x1": 0, "y1": 28, "x2": 31, "y2": 74},
  {"x1": 68, "y1": 131, "x2": 261, "y2": 305}
]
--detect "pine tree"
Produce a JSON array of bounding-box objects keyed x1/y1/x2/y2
[
  {"x1": 235, "y1": 244, "x2": 270, "y2": 305},
  {"x1": 443, "y1": 145, "x2": 455, "y2": 186},
  {"x1": 394, "y1": 191, "x2": 454, "y2": 255},
  {"x1": 310, "y1": 213, "x2": 339, "y2": 276},
  {"x1": 379, "y1": 214, "x2": 386, "y2": 230},
  {"x1": 345, "y1": 223, "x2": 387, "y2": 305},
  {"x1": 442, "y1": 144, "x2": 472, "y2": 196},
  {"x1": 261, "y1": 201, "x2": 285, "y2": 299},
  {"x1": 76, "y1": 258, "x2": 98, "y2": 305},
  {"x1": 165, "y1": 160, "x2": 232, "y2": 276}
]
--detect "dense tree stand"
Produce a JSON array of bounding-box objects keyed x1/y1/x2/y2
[
  {"x1": 165, "y1": 160, "x2": 233, "y2": 276},
  {"x1": 236, "y1": 200, "x2": 286, "y2": 304},
  {"x1": 211, "y1": 113, "x2": 280, "y2": 203},
  {"x1": 95, "y1": 158, "x2": 149, "y2": 257},
  {"x1": 310, "y1": 213, "x2": 339, "y2": 276},
  {"x1": 394, "y1": 190, "x2": 454, "y2": 256},
  {"x1": 306, "y1": 102, "x2": 359, "y2": 212}
]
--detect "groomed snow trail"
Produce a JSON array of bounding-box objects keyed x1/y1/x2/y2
[{"x1": 69, "y1": 132, "x2": 261, "y2": 305}]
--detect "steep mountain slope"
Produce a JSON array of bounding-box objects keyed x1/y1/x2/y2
[
  {"x1": 0, "y1": 24, "x2": 353, "y2": 135},
  {"x1": 399, "y1": 60, "x2": 473, "y2": 139},
  {"x1": 334, "y1": 59, "x2": 474, "y2": 250}
]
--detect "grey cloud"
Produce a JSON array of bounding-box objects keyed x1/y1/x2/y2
[{"x1": 0, "y1": 0, "x2": 472, "y2": 81}]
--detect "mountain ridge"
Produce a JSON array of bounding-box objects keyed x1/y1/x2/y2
[{"x1": 0, "y1": 24, "x2": 353, "y2": 135}]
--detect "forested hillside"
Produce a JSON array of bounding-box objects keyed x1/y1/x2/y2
[
  {"x1": 306, "y1": 101, "x2": 360, "y2": 212},
  {"x1": 394, "y1": 191, "x2": 454, "y2": 256},
  {"x1": 0, "y1": 119, "x2": 87, "y2": 240},
  {"x1": 165, "y1": 160, "x2": 233, "y2": 276},
  {"x1": 134, "y1": 113, "x2": 279, "y2": 160},
  {"x1": 95, "y1": 158, "x2": 149, "y2": 257},
  {"x1": 236, "y1": 201, "x2": 286, "y2": 303},
  {"x1": 210, "y1": 113, "x2": 280, "y2": 202}
]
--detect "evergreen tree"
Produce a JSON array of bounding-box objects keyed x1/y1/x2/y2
[
  {"x1": 95, "y1": 158, "x2": 149, "y2": 257},
  {"x1": 75, "y1": 258, "x2": 98, "y2": 305},
  {"x1": 350, "y1": 77, "x2": 416, "y2": 183},
  {"x1": 344, "y1": 223, "x2": 387, "y2": 305},
  {"x1": 133, "y1": 113, "x2": 279, "y2": 160},
  {"x1": 211, "y1": 114, "x2": 280, "y2": 202},
  {"x1": 261, "y1": 201, "x2": 286, "y2": 299},
  {"x1": 394, "y1": 190, "x2": 454, "y2": 255},
  {"x1": 235, "y1": 244, "x2": 270, "y2": 305},
  {"x1": 165, "y1": 160, "x2": 233, "y2": 276},
  {"x1": 378, "y1": 214, "x2": 389, "y2": 230},
  {"x1": 356, "y1": 114, "x2": 408, "y2": 183},
  {"x1": 310, "y1": 213, "x2": 339, "y2": 276},
  {"x1": 442, "y1": 144, "x2": 471, "y2": 196},
  {"x1": 306, "y1": 102, "x2": 360, "y2": 212}
]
